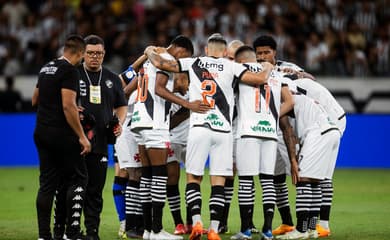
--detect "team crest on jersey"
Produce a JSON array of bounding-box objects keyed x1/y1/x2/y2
[
  {"x1": 205, "y1": 113, "x2": 224, "y2": 127},
  {"x1": 105, "y1": 79, "x2": 113, "y2": 88},
  {"x1": 250, "y1": 120, "x2": 275, "y2": 133}
]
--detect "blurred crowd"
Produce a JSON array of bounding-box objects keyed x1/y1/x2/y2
[{"x1": 0, "y1": 0, "x2": 389, "y2": 77}]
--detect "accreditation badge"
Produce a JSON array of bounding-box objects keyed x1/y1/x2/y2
[{"x1": 89, "y1": 85, "x2": 101, "y2": 104}]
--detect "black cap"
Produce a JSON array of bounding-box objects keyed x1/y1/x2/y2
[{"x1": 207, "y1": 33, "x2": 227, "y2": 45}]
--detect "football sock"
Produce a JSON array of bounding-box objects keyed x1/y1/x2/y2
[
  {"x1": 296, "y1": 182, "x2": 312, "y2": 233},
  {"x1": 125, "y1": 180, "x2": 140, "y2": 231},
  {"x1": 309, "y1": 183, "x2": 321, "y2": 230},
  {"x1": 140, "y1": 166, "x2": 152, "y2": 232},
  {"x1": 260, "y1": 174, "x2": 276, "y2": 233},
  {"x1": 238, "y1": 176, "x2": 255, "y2": 232},
  {"x1": 319, "y1": 179, "x2": 333, "y2": 222},
  {"x1": 209, "y1": 185, "x2": 225, "y2": 232},
  {"x1": 167, "y1": 184, "x2": 184, "y2": 225},
  {"x1": 186, "y1": 183, "x2": 202, "y2": 224},
  {"x1": 113, "y1": 176, "x2": 127, "y2": 222},
  {"x1": 221, "y1": 178, "x2": 234, "y2": 227},
  {"x1": 274, "y1": 174, "x2": 294, "y2": 226},
  {"x1": 151, "y1": 165, "x2": 168, "y2": 233}
]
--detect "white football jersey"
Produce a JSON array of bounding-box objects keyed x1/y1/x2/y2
[
  {"x1": 131, "y1": 53, "x2": 174, "y2": 131},
  {"x1": 292, "y1": 94, "x2": 339, "y2": 142},
  {"x1": 178, "y1": 56, "x2": 247, "y2": 132},
  {"x1": 294, "y1": 78, "x2": 345, "y2": 131},
  {"x1": 170, "y1": 92, "x2": 190, "y2": 144},
  {"x1": 275, "y1": 60, "x2": 304, "y2": 72},
  {"x1": 236, "y1": 64, "x2": 284, "y2": 140}
]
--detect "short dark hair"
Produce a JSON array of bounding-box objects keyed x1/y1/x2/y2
[
  {"x1": 64, "y1": 34, "x2": 85, "y2": 53},
  {"x1": 253, "y1": 35, "x2": 277, "y2": 50},
  {"x1": 207, "y1": 33, "x2": 227, "y2": 45},
  {"x1": 84, "y1": 34, "x2": 105, "y2": 47},
  {"x1": 234, "y1": 45, "x2": 255, "y2": 59},
  {"x1": 171, "y1": 35, "x2": 194, "y2": 55}
]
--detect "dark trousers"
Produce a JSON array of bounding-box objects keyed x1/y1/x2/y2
[
  {"x1": 34, "y1": 124, "x2": 87, "y2": 239},
  {"x1": 84, "y1": 152, "x2": 108, "y2": 236}
]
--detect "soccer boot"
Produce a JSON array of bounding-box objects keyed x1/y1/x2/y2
[
  {"x1": 149, "y1": 230, "x2": 183, "y2": 240},
  {"x1": 189, "y1": 222, "x2": 203, "y2": 240},
  {"x1": 230, "y1": 229, "x2": 252, "y2": 240},
  {"x1": 118, "y1": 220, "x2": 126, "y2": 239},
  {"x1": 260, "y1": 230, "x2": 273, "y2": 240},
  {"x1": 272, "y1": 224, "x2": 295, "y2": 235},
  {"x1": 308, "y1": 229, "x2": 319, "y2": 239},
  {"x1": 316, "y1": 224, "x2": 331, "y2": 237},
  {"x1": 207, "y1": 229, "x2": 221, "y2": 240},
  {"x1": 174, "y1": 224, "x2": 187, "y2": 235},
  {"x1": 276, "y1": 229, "x2": 309, "y2": 239},
  {"x1": 142, "y1": 230, "x2": 150, "y2": 240}
]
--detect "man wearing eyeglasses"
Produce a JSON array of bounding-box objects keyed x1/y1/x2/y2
[{"x1": 53, "y1": 35, "x2": 127, "y2": 240}]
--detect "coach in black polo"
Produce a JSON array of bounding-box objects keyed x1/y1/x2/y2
[
  {"x1": 79, "y1": 35, "x2": 127, "y2": 240},
  {"x1": 33, "y1": 35, "x2": 90, "y2": 240}
]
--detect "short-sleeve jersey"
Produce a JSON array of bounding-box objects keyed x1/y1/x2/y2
[
  {"x1": 36, "y1": 58, "x2": 79, "y2": 133},
  {"x1": 292, "y1": 94, "x2": 339, "y2": 142},
  {"x1": 78, "y1": 65, "x2": 127, "y2": 155},
  {"x1": 131, "y1": 53, "x2": 174, "y2": 131},
  {"x1": 178, "y1": 56, "x2": 247, "y2": 132},
  {"x1": 236, "y1": 63, "x2": 284, "y2": 140},
  {"x1": 275, "y1": 60, "x2": 304, "y2": 72},
  {"x1": 294, "y1": 78, "x2": 345, "y2": 124}
]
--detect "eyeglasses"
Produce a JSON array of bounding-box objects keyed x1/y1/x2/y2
[{"x1": 85, "y1": 51, "x2": 104, "y2": 57}]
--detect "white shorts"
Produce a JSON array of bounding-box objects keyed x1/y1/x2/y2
[
  {"x1": 186, "y1": 127, "x2": 233, "y2": 176},
  {"x1": 337, "y1": 115, "x2": 347, "y2": 137},
  {"x1": 133, "y1": 129, "x2": 170, "y2": 149},
  {"x1": 114, "y1": 119, "x2": 141, "y2": 169},
  {"x1": 274, "y1": 139, "x2": 292, "y2": 176},
  {"x1": 235, "y1": 138, "x2": 277, "y2": 176},
  {"x1": 298, "y1": 129, "x2": 340, "y2": 180},
  {"x1": 167, "y1": 143, "x2": 186, "y2": 164}
]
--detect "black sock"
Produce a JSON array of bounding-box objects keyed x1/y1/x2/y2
[
  {"x1": 167, "y1": 184, "x2": 184, "y2": 225},
  {"x1": 296, "y1": 182, "x2": 312, "y2": 233},
  {"x1": 185, "y1": 183, "x2": 201, "y2": 221},
  {"x1": 140, "y1": 167, "x2": 152, "y2": 232},
  {"x1": 210, "y1": 185, "x2": 225, "y2": 223},
  {"x1": 260, "y1": 174, "x2": 276, "y2": 233},
  {"x1": 309, "y1": 183, "x2": 321, "y2": 230},
  {"x1": 238, "y1": 176, "x2": 254, "y2": 232},
  {"x1": 221, "y1": 178, "x2": 234, "y2": 226},
  {"x1": 125, "y1": 180, "x2": 139, "y2": 231},
  {"x1": 151, "y1": 165, "x2": 168, "y2": 233},
  {"x1": 320, "y1": 179, "x2": 333, "y2": 221},
  {"x1": 274, "y1": 174, "x2": 294, "y2": 226}
]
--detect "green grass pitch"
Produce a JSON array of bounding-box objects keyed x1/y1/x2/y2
[{"x1": 0, "y1": 168, "x2": 389, "y2": 240}]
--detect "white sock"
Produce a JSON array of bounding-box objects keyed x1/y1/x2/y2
[
  {"x1": 319, "y1": 220, "x2": 329, "y2": 229},
  {"x1": 209, "y1": 220, "x2": 219, "y2": 232},
  {"x1": 192, "y1": 214, "x2": 202, "y2": 226}
]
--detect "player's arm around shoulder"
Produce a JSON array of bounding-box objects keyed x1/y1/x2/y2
[
  {"x1": 144, "y1": 46, "x2": 180, "y2": 73},
  {"x1": 240, "y1": 61, "x2": 273, "y2": 85},
  {"x1": 280, "y1": 85, "x2": 295, "y2": 117}
]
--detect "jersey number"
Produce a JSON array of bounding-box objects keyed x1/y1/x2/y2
[
  {"x1": 201, "y1": 80, "x2": 216, "y2": 108},
  {"x1": 255, "y1": 84, "x2": 271, "y2": 113},
  {"x1": 137, "y1": 73, "x2": 148, "y2": 102}
]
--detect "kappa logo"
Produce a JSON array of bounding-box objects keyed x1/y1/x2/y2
[
  {"x1": 72, "y1": 212, "x2": 81, "y2": 218},
  {"x1": 73, "y1": 195, "x2": 83, "y2": 201},
  {"x1": 74, "y1": 187, "x2": 84, "y2": 193},
  {"x1": 72, "y1": 203, "x2": 82, "y2": 209},
  {"x1": 71, "y1": 220, "x2": 80, "y2": 226},
  {"x1": 250, "y1": 120, "x2": 275, "y2": 133},
  {"x1": 205, "y1": 113, "x2": 224, "y2": 127}
]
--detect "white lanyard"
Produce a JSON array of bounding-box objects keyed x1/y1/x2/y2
[{"x1": 84, "y1": 65, "x2": 103, "y2": 104}]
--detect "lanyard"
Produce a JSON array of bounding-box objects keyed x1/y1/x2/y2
[{"x1": 83, "y1": 65, "x2": 102, "y2": 86}]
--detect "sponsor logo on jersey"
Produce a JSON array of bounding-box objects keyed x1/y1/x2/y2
[
  {"x1": 250, "y1": 120, "x2": 275, "y2": 133},
  {"x1": 40, "y1": 66, "x2": 58, "y2": 74},
  {"x1": 197, "y1": 60, "x2": 224, "y2": 71},
  {"x1": 131, "y1": 111, "x2": 141, "y2": 123},
  {"x1": 205, "y1": 113, "x2": 224, "y2": 127}
]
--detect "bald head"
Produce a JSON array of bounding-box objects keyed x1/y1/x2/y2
[{"x1": 226, "y1": 40, "x2": 244, "y2": 60}]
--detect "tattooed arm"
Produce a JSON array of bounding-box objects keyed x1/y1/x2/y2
[
  {"x1": 279, "y1": 115, "x2": 299, "y2": 184},
  {"x1": 144, "y1": 46, "x2": 181, "y2": 73}
]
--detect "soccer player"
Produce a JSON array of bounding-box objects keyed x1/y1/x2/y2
[
  {"x1": 33, "y1": 35, "x2": 90, "y2": 240},
  {"x1": 114, "y1": 56, "x2": 148, "y2": 239},
  {"x1": 231, "y1": 46, "x2": 294, "y2": 240},
  {"x1": 130, "y1": 35, "x2": 199, "y2": 240},
  {"x1": 292, "y1": 78, "x2": 346, "y2": 237},
  {"x1": 253, "y1": 35, "x2": 313, "y2": 236},
  {"x1": 276, "y1": 93, "x2": 340, "y2": 240},
  {"x1": 144, "y1": 33, "x2": 273, "y2": 240},
  {"x1": 219, "y1": 39, "x2": 244, "y2": 235}
]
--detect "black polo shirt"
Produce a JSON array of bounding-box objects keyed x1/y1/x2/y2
[
  {"x1": 78, "y1": 65, "x2": 127, "y2": 155},
  {"x1": 36, "y1": 59, "x2": 79, "y2": 134}
]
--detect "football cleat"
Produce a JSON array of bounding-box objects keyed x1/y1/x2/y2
[
  {"x1": 230, "y1": 229, "x2": 252, "y2": 240},
  {"x1": 316, "y1": 224, "x2": 331, "y2": 237},
  {"x1": 276, "y1": 229, "x2": 309, "y2": 239},
  {"x1": 272, "y1": 224, "x2": 295, "y2": 235},
  {"x1": 207, "y1": 229, "x2": 221, "y2": 240},
  {"x1": 189, "y1": 222, "x2": 203, "y2": 240},
  {"x1": 174, "y1": 224, "x2": 187, "y2": 235}
]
